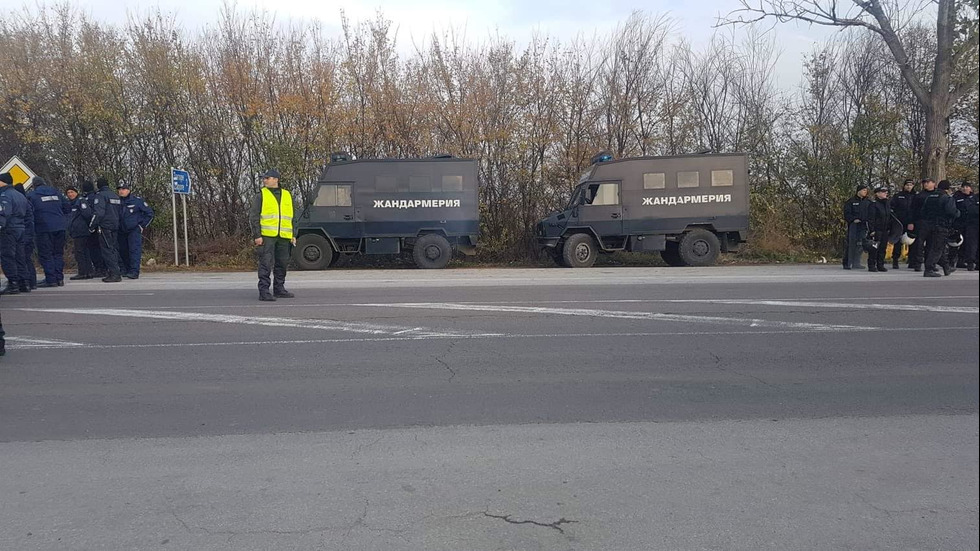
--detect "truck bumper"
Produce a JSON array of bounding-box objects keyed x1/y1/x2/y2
[{"x1": 537, "y1": 237, "x2": 561, "y2": 249}]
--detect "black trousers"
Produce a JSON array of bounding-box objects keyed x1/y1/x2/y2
[
  {"x1": 1, "y1": 230, "x2": 23, "y2": 286},
  {"x1": 962, "y1": 223, "x2": 979, "y2": 266},
  {"x1": 919, "y1": 222, "x2": 950, "y2": 273},
  {"x1": 36, "y1": 231, "x2": 67, "y2": 283},
  {"x1": 98, "y1": 229, "x2": 121, "y2": 277},
  {"x1": 869, "y1": 231, "x2": 889, "y2": 269},
  {"x1": 88, "y1": 233, "x2": 105, "y2": 274},
  {"x1": 257, "y1": 237, "x2": 291, "y2": 294},
  {"x1": 73, "y1": 236, "x2": 95, "y2": 276}
]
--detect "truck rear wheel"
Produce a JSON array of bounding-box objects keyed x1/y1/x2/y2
[
  {"x1": 677, "y1": 229, "x2": 720, "y2": 267},
  {"x1": 294, "y1": 234, "x2": 335, "y2": 270},
  {"x1": 562, "y1": 233, "x2": 597, "y2": 268},
  {"x1": 660, "y1": 242, "x2": 685, "y2": 267},
  {"x1": 413, "y1": 234, "x2": 453, "y2": 269}
]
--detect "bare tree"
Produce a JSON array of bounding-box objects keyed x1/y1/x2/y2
[{"x1": 721, "y1": 0, "x2": 979, "y2": 180}]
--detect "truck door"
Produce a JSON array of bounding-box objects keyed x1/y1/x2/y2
[
  {"x1": 311, "y1": 183, "x2": 356, "y2": 238},
  {"x1": 578, "y1": 181, "x2": 624, "y2": 238}
]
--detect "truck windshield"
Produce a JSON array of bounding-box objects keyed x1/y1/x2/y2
[{"x1": 567, "y1": 186, "x2": 584, "y2": 210}]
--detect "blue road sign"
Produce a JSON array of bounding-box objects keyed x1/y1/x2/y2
[{"x1": 172, "y1": 169, "x2": 191, "y2": 195}]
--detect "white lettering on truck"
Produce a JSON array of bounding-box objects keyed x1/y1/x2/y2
[
  {"x1": 641, "y1": 195, "x2": 732, "y2": 206},
  {"x1": 372, "y1": 199, "x2": 462, "y2": 209}
]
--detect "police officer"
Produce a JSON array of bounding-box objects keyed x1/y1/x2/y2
[
  {"x1": 950, "y1": 182, "x2": 977, "y2": 270},
  {"x1": 910, "y1": 179, "x2": 959, "y2": 277},
  {"x1": 867, "y1": 186, "x2": 891, "y2": 272},
  {"x1": 67, "y1": 182, "x2": 97, "y2": 280},
  {"x1": 0, "y1": 173, "x2": 30, "y2": 294},
  {"x1": 842, "y1": 184, "x2": 871, "y2": 270},
  {"x1": 13, "y1": 184, "x2": 37, "y2": 291},
  {"x1": 117, "y1": 181, "x2": 154, "y2": 279},
  {"x1": 249, "y1": 169, "x2": 296, "y2": 301},
  {"x1": 27, "y1": 177, "x2": 69, "y2": 287},
  {"x1": 890, "y1": 178, "x2": 918, "y2": 269},
  {"x1": 92, "y1": 177, "x2": 122, "y2": 283}
]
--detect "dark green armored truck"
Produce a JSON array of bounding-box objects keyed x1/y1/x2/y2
[
  {"x1": 536, "y1": 153, "x2": 749, "y2": 267},
  {"x1": 292, "y1": 156, "x2": 479, "y2": 269}
]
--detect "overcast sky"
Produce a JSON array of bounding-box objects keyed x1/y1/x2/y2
[{"x1": 1, "y1": 0, "x2": 840, "y2": 89}]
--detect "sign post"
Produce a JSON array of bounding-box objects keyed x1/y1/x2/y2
[
  {"x1": 171, "y1": 168, "x2": 192, "y2": 266},
  {"x1": 0, "y1": 156, "x2": 37, "y2": 189}
]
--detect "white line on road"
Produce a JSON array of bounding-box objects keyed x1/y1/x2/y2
[
  {"x1": 667, "y1": 299, "x2": 979, "y2": 314},
  {"x1": 15, "y1": 308, "x2": 500, "y2": 339},
  {"x1": 5, "y1": 336, "x2": 86, "y2": 348},
  {"x1": 360, "y1": 303, "x2": 878, "y2": 331},
  {"x1": 8, "y1": 326, "x2": 978, "y2": 351}
]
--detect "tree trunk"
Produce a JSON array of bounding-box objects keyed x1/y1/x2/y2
[{"x1": 922, "y1": 104, "x2": 949, "y2": 181}]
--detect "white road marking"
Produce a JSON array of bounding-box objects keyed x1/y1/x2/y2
[
  {"x1": 668, "y1": 299, "x2": 979, "y2": 315},
  {"x1": 15, "y1": 308, "x2": 500, "y2": 338},
  {"x1": 359, "y1": 303, "x2": 878, "y2": 331},
  {"x1": 8, "y1": 326, "x2": 978, "y2": 351},
  {"x1": 5, "y1": 336, "x2": 85, "y2": 348}
]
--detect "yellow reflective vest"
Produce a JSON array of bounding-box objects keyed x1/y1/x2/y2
[{"x1": 259, "y1": 187, "x2": 293, "y2": 239}]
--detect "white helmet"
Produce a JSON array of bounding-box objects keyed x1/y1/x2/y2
[
  {"x1": 900, "y1": 232, "x2": 916, "y2": 245},
  {"x1": 947, "y1": 233, "x2": 964, "y2": 248}
]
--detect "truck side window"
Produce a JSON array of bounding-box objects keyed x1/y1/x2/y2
[
  {"x1": 314, "y1": 184, "x2": 353, "y2": 207},
  {"x1": 677, "y1": 171, "x2": 700, "y2": 188},
  {"x1": 409, "y1": 176, "x2": 431, "y2": 192},
  {"x1": 711, "y1": 170, "x2": 734, "y2": 187},
  {"x1": 643, "y1": 173, "x2": 665, "y2": 190},
  {"x1": 441, "y1": 175, "x2": 463, "y2": 192},
  {"x1": 376, "y1": 175, "x2": 397, "y2": 192},
  {"x1": 586, "y1": 182, "x2": 620, "y2": 206}
]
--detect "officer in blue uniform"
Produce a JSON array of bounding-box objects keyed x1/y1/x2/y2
[
  {"x1": 117, "y1": 181, "x2": 154, "y2": 279},
  {"x1": 0, "y1": 173, "x2": 30, "y2": 295},
  {"x1": 67, "y1": 182, "x2": 97, "y2": 280},
  {"x1": 14, "y1": 184, "x2": 37, "y2": 291},
  {"x1": 92, "y1": 177, "x2": 122, "y2": 282},
  {"x1": 28, "y1": 177, "x2": 69, "y2": 287}
]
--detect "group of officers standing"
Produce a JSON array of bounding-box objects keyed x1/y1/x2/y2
[
  {"x1": 0, "y1": 173, "x2": 154, "y2": 293},
  {"x1": 843, "y1": 178, "x2": 979, "y2": 276}
]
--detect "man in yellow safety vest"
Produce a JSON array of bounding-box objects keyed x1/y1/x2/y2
[{"x1": 248, "y1": 169, "x2": 297, "y2": 301}]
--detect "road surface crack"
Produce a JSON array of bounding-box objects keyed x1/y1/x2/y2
[
  {"x1": 483, "y1": 511, "x2": 577, "y2": 534},
  {"x1": 434, "y1": 340, "x2": 459, "y2": 382}
]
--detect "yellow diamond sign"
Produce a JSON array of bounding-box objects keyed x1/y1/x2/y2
[{"x1": 0, "y1": 155, "x2": 38, "y2": 188}]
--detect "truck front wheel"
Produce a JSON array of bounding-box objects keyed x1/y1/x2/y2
[
  {"x1": 293, "y1": 234, "x2": 335, "y2": 270},
  {"x1": 677, "y1": 229, "x2": 721, "y2": 267},
  {"x1": 413, "y1": 234, "x2": 453, "y2": 269},
  {"x1": 562, "y1": 233, "x2": 598, "y2": 268}
]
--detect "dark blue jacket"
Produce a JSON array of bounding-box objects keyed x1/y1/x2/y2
[
  {"x1": 67, "y1": 195, "x2": 97, "y2": 239},
  {"x1": 92, "y1": 186, "x2": 121, "y2": 231},
  {"x1": 27, "y1": 184, "x2": 69, "y2": 233},
  {"x1": 0, "y1": 186, "x2": 29, "y2": 232},
  {"x1": 23, "y1": 199, "x2": 35, "y2": 240},
  {"x1": 120, "y1": 194, "x2": 154, "y2": 232}
]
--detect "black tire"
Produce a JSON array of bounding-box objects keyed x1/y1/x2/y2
[
  {"x1": 413, "y1": 234, "x2": 453, "y2": 269},
  {"x1": 677, "y1": 229, "x2": 721, "y2": 267},
  {"x1": 660, "y1": 242, "x2": 685, "y2": 267},
  {"x1": 562, "y1": 233, "x2": 598, "y2": 268},
  {"x1": 293, "y1": 233, "x2": 334, "y2": 270}
]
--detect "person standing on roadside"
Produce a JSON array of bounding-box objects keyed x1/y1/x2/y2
[
  {"x1": 842, "y1": 184, "x2": 871, "y2": 270},
  {"x1": 249, "y1": 169, "x2": 296, "y2": 301},
  {"x1": 890, "y1": 178, "x2": 918, "y2": 270},
  {"x1": 27, "y1": 177, "x2": 69, "y2": 287},
  {"x1": 117, "y1": 181, "x2": 154, "y2": 279},
  {"x1": 92, "y1": 177, "x2": 122, "y2": 283},
  {"x1": 13, "y1": 184, "x2": 37, "y2": 291},
  {"x1": 0, "y1": 173, "x2": 29, "y2": 294},
  {"x1": 67, "y1": 182, "x2": 97, "y2": 280},
  {"x1": 910, "y1": 179, "x2": 959, "y2": 277},
  {"x1": 950, "y1": 182, "x2": 977, "y2": 270},
  {"x1": 867, "y1": 186, "x2": 891, "y2": 272}
]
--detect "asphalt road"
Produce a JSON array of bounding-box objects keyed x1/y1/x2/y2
[{"x1": 1, "y1": 265, "x2": 978, "y2": 550}]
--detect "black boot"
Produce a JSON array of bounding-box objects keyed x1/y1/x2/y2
[
  {"x1": 69, "y1": 273, "x2": 93, "y2": 280},
  {"x1": 877, "y1": 265, "x2": 887, "y2": 272},
  {"x1": 892, "y1": 260, "x2": 900, "y2": 269},
  {"x1": 924, "y1": 270, "x2": 942, "y2": 278},
  {"x1": 0, "y1": 282, "x2": 20, "y2": 295},
  {"x1": 102, "y1": 274, "x2": 122, "y2": 283},
  {"x1": 868, "y1": 266, "x2": 877, "y2": 272}
]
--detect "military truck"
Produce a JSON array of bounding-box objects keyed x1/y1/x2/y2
[
  {"x1": 536, "y1": 153, "x2": 749, "y2": 267},
  {"x1": 292, "y1": 156, "x2": 479, "y2": 269}
]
